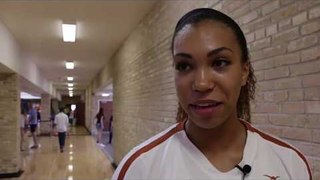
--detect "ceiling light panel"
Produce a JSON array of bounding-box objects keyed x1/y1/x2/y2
[
  {"x1": 65, "y1": 61, "x2": 74, "y2": 69},
  {"x1": 67, "y1": 77, "x2": 74, "y2": 81},
  {"x1": 62, "y1": 24, "x2": 76, "y2": 42}
]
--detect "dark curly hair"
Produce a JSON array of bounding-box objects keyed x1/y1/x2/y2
[{"x1": 172, "y1": 8, "x2": 256, "y2": 122}]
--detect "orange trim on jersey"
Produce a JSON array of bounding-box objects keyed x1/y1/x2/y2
[
  {"x1": 117, "y1": 122, "x2": 185, "y2": 180},
  {"x1": 241, "y1": 121, "x2": 312, "y2": 180}
]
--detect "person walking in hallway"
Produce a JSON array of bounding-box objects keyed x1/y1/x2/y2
[
  {"x1": 28, "y1": 104, "x2": 39, "y2": 149},
  {"x1": 54, "y1": 107, "x2": 69, "y2": 152},
  {"x1": 36, "y1": 107, "x2": 41, "y2": 135},
  {"x1": 95, "y1": 108, "x2": 104, "y2": 144},
  {"x1": 108, "y1": 115, "x2": 113, "y2": 144}
]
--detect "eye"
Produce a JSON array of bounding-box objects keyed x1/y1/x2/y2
[
  {"x1": 212, "y1": 58, "x2": 230, "y2": 70},
  {"x1": 175, "y1": 62, "x2": 192, "y2": 72}
]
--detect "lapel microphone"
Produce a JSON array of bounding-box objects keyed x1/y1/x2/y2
[{"x1": 235, "y1": 164, "x2": 251, "y2": 180}]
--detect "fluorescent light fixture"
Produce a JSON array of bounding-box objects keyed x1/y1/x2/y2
[
  {"x1": 68, "y1": 87, "x2": 73, "y2": 91},
  {"x1": 69, "y1": 94, "x2": 73, "y2": 97},
  {"x1": 20, "y1": 92, "x2": 41, "y2": 99},
  {"x1": 68, "y1": 83, "x2": 73, "y2": 87},
  {"x1": 62, "y1": 24, "x2": 76, "y2": 42},
  {"x1": 65, "y1": 61, "x2": 74, "y2": 69},
  {"x1": 102, "y1": 93, "x2": 110, "y2": 97},
  {"x1": 67, "y1": 77, "x2": 74, "y2": 81}
]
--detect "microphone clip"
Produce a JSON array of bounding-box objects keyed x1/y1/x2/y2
[{"x1": 235, "y1": 164, "x2": 251, "y2": 180}]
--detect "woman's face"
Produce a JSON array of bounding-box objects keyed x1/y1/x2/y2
[{"x1": 173, "y1": 20, "x2": 248, "y2": 129}]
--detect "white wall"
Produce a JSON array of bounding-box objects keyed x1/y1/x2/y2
[{"x1": 0, "y1": 20, "x2": 56, "y2": 97}]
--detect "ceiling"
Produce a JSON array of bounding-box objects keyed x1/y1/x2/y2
[
  {"x1": 0, "y1": 1, "x2": 156, "y2": 96},
  {"x1": 0, "y1": 63, "x2": 13, "y2": 73}
]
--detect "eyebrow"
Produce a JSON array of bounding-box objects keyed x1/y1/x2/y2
[
  {"x1": 173, "y1": 52, "x2": 192, "y2": 59},
  {"x1": 207, "y1": 47, "x2": 233, "y2": 57},
  {"x1": 173, "y1": 47, "x2": 233, "y2": 59}
]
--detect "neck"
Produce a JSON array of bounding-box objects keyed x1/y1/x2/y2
[{"x1": 185, "y1": 116, "x2": 246, "y2": 152}]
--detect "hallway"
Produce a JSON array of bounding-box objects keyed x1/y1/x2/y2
[
  {"x1": 18, "y1": 127, "x2": 114, "y2": 180},
  {"x1": 0, "y1": 1, "x2": 319, "y2": 179}
]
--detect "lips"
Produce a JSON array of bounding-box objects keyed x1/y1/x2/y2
[{"x1": 189, "y1": 100, "x2": 222, "y2": 116}]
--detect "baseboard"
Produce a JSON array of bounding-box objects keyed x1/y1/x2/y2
[
  {"x1": 38, "y1": 132, "x2": 51, "y2": 136},
  {"x1": 0, "y1": 169, "x2": 23, "y2": 178},
  {"x1": 84, "y1": 126, "x2": 92, "y2": 135}
]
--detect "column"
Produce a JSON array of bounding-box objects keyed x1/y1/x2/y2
[
  {"x1": 0, "y1": 73, "x2": 22, "y2": 176},
  {"x1": 40, "y1": 93, "x2": 51, "y2": 135}
]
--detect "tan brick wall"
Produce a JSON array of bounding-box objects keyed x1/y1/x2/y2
[
  {"x1": 85, "y1": 86, "x2": 93, "y2": 131},
  {"x1": 0, "y1": 73, "x2": 21, "y2": 174},
  {"x1": 40, "y1": 93, "x2": 51, "y2": 135},
  {"x1": 92, "y1": 96, "x2": 99, "y2": 131},
  {"x1": 232, "y1": 1, "x2": 320, "y2": 178},
  {"x1": 85, "y1": 86, "x2": 100, "y2": 133},
  {"x1": 112, "y1": 0, "x2": 213, "y2": 164},
  {"x1": 40, "y1": 94, "x2": 51, "y2": 121},
  {"x1": 111, "y1": 0, "x2": 319, "y2": 178}
]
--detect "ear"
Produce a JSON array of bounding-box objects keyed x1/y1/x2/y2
[{"x1": 241, "y1": 62, "x2": 249, "y2": 86}]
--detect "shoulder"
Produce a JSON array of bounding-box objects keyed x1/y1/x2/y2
[
  {"x1": 242, "y1": 121, "x2": 312, "y2": 179},
  {"x1": 112, "y1": 122, "x2": 184, "y2": 180}
]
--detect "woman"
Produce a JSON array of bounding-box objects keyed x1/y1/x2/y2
[
  {"x1": 112, "y1": 8, "x2": 311, "y2": 179},
  {"x1": 95, "y1": 108, "x2": 104, "y2": 144}
]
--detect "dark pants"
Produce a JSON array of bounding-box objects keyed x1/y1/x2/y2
[
  {"x1": 30, "y1": 124, "x2": 37, "y2": 133},
  {"x1": 58, "y1": 132, "x2": 66, "y2": 149}
]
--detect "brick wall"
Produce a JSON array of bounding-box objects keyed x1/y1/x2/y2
[
  {"x1": 111, "y1": 0, "x2": 319, "y2": 178},
  {"x1": 229, "y1": 0, "x2": 319, "y2": 178},
  {"x1": 40, "y1": 93, "x2": 51, "y2": 135},
  {"x1": 112, "y1": 0, "x2": 212, "y2": 164},
  {"x1": 92, "y1": 96, "x2": 99, "y2": 131},
  {"x1": 40, "y1": 94, "x2": 51, "y2": 121},
  {"x1": 0, "y1": 73, "x2": 21, "y2": 174},
  {"x1": 85, "y1": 86, "x2": 93, "y2": 131},
  {"x1": 85, "y1": 85, "x2": 101, "y2": 133}
]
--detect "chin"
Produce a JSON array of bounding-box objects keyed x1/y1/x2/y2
[{"x1": 189, "y1": 115, "x2": 226, "y2": 130}]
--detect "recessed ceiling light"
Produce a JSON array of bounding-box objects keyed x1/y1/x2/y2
[
  {"x1": 65, "y1": 61, "x2": 74, "y2": 69},
  {"x1": 67, "y1": 77, "x2": 74, "y2": 81},
  {"x1": 68, "y1": 87, "x2": 73, "y2": 91},
  {"x1": 68, "y1": 83, "x2": 73, "y2": 87},
  {"x1": 62, "y1": 24, "x2": 76, "y2": 42},
  {"x1": 102, "y1": 93, "x2": 110, "y2": 97},
  {"x1": 69, "y1": 94, "x2": 73, "y2": 97}
]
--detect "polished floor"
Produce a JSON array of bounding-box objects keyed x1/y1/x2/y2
[{"x1": 17, "y1": 126, "x2": 114, "y2": 180}]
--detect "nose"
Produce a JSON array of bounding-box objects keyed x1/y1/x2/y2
[{"x1": 192, "y1": 67, "x2": 215, "y2": 92}]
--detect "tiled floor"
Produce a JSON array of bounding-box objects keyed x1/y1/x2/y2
[
  {"x1": 98, "y1": 131, "x2": 114, "y2": 163},
  {"x1": 18, "y1": 126, "x2": 114, "y2": 180}
]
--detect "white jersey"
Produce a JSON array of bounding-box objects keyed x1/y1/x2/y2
[
  {"x1": 54, "y1": 112, "x2": 69, "y2": 132},
  {"x1": 112, "y1": 121, "x2": 311, "y2": 180}
]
